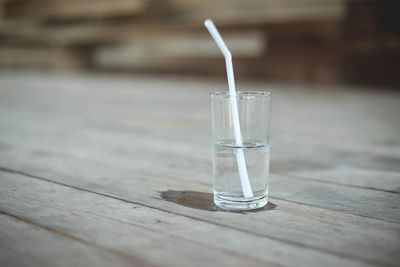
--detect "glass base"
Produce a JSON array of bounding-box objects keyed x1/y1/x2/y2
[{"x1": 214, "y1": 194, "x2": 268, "y2": 211}]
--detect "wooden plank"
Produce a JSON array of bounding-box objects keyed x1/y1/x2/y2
[
  {"x1": 0, "y1": 144, "x2": 399, "y2": 266},
  {"x1": 0, "y1": 47, "x2": 89, "y2": 69},
  {"x1": 0, "y1": 1, "x2": 345, "y2": 45},
  {"x1": 170, "y1": 0, "x2": 346, "y2": 26},
  {"x1": 0, "y1": 20, "x2": 193, "y2": 46},
  {"x1": 0, "y1": 213, "x2": 149, "y2": 267},
  {"x1": 3, "y1": 0, "x2": 149, "y2": 20},
  {"x1": 94, "y1": 31, "x2": 266, "y2": 69},
  {"x1": 0, "y1": 171, "x2": 377, "y2": 267},
  {"x1": 0, "y1": 19, "x2": 342, "y2": 47}
]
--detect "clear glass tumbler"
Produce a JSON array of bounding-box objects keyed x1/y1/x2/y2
[{"x1": 211, "y1": 91, "x2": 272, "y2": 211}]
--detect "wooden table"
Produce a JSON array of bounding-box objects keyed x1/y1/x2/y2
[{"x1": 0, "y1": 71, "x2": 399, "y2": 267}]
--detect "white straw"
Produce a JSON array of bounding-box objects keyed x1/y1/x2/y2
[{"x1": 204, "y1": 19, "x2": 253, "y2": 198}]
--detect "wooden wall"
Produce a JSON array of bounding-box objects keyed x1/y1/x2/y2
[{"x1": 0, "y1": 0, "x2": 399, "y2": 85}]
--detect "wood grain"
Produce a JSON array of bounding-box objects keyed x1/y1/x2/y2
[
  {"x1": 0, "y1": 213, "x2": 151, "y2": 267},
  {"x1": 0, "y1": 171, "x2": 377, "y2": 267}
]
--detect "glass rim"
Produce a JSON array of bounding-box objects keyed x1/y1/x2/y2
[{"x1": 210, "y1": 91, "x2": 272, "y2": 99}]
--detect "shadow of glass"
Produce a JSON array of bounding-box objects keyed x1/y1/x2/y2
[{"x1": 160, "y1": 190, "x2": 276, "y2": 213}]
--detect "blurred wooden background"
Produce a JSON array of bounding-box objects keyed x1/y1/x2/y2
[{"x1": 0, "y1": 0, "x2": 399, "y2": 86}]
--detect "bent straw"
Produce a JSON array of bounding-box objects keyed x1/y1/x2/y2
[{"x1": 204, "y1": 19, "x2": 253, "y2": 198}]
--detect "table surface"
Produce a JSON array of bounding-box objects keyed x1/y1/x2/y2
[{"x1": 0, "y1": 71, "x2": 399, "y2": 267}]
